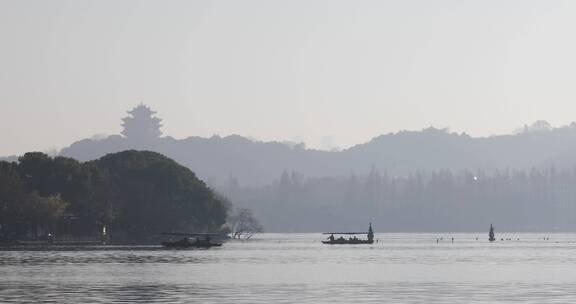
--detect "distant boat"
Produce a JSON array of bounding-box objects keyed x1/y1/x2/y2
[
  {"x1": 161, "y1": 232, "x2": 223, "y2": 248},
  {"x1": 489, "y1": 224, "x2": 496, "y2": 242},
  {"x1": 322, "y1": 223, "x2": 375, "y2": 245}
]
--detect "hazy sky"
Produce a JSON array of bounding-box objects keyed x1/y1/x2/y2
[{"x1": 2, "y1": 0, "x2": 576, "y2": 155}]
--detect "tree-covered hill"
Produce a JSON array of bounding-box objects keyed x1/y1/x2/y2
[
  {"x1": 0, "y1": 150, "x2": 229, "y2": 243},
  {"x1": 60, "y1": 121, "x2": 576, "y2": 187}
]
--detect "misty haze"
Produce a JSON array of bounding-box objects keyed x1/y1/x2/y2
[
  {"x1": 2, "y1": 1, "x2": 576, "y2": 303},
  {"x1": 47, "y1": 105, "x2": 576, "y2": 233}
]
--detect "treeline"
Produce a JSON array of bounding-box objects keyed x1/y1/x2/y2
[
  {"x1": 0, "y1": 150, "x2": 229, "y2": 243},
  {"x1": 220, "y1": 167, "x2": 576, "y2": 232}
]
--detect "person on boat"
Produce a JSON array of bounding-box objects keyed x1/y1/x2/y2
[{"x1": 328, "y1": 234, "x2": 335, "y2": 242}]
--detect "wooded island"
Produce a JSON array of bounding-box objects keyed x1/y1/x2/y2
[{"x1": 0, "y1": 150, "x2": 230, "y2": 244}]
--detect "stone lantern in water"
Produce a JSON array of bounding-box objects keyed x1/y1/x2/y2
[{"x1": 368, "y1": 222, "x2": 374, "y2": 242}]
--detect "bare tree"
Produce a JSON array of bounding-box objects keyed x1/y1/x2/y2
[{"x1": 229, "y1": 208, "x2": 263, "y2": 239}]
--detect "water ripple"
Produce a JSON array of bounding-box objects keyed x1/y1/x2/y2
[{"x1": 2, "y1": 233, "x2": 576, "y2": 303}]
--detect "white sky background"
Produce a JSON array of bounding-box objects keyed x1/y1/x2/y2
[{"x1": 1, "y1": 0, "x2": 576, "y2": 155}]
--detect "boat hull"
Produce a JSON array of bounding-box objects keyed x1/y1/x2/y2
[
  {"x1": 322, "y1": 239, "x2": 373, "y2": 245},
  {"x1": 161, "y1": 239, "x2": 222, "y2": 248}
]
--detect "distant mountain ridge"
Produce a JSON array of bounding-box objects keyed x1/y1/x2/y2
[
  {"x1": 57, "y1": 122, "x2": 576, "y2": 187},
  {"x1": 7, "y1": 104, "x2": 576, "y2": 187}
]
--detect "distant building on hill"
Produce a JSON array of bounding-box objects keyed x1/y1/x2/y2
[{"x1": 121, "y1": 103, "x2": 163, "y2": 142}]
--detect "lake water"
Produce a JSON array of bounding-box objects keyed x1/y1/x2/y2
[{"x1": 1, "y1": 233, "x2": 576, "y2": 303}]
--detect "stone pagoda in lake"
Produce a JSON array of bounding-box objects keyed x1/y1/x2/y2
[{"x1": 489, "y1": 224, "x2": 496, "y2": 242}]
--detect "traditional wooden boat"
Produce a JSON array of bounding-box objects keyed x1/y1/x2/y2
[
  {"x1": 322, "y1": 223, "x2": 375, "y2": 245},
  {"x1": 161, "y1": 232, "x2": 223, "y2": 248}
]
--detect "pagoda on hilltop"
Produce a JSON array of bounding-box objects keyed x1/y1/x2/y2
[{"x1": 121, "y1": 103, "x2": 162, "y2": 141}]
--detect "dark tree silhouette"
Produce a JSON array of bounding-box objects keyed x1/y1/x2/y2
[{"x1": 0, "y1": 150, "x2": 230, "y2": 243}]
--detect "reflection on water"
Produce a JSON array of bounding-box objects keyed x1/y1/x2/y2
[
  {"x1": 3, "y1": 282, "x2": 576, "y2": 304},
  {"x1": 1, "y1": 233, "x2": 576, "y2": 303}
]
